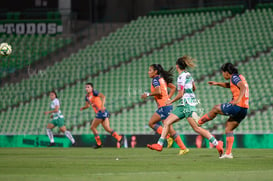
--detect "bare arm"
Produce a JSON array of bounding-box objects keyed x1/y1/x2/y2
[
  {"x1": 208, "y1": 81, "x2": 230, "y2": 88},
  {"x1": 80, "y1": 102, "x2": 90, "y2": 111},
  {"x1": 192, "y1": 82, "x2": 196, "y2": 92},
  {"x1": 141, "y1": 86, "x2": 161, "y2": 99},
  {"x1": 231, "y1": 81, "x2": 246, "y2": 105},
  {"x1": 167, "y1": 89, "x2": 184, "y2": 105},
  {"x1": 167, "y1": 83, "x2": 176, "y2": 98},
  {"x1": 45, "y1": 105, "x2": 59, "y2": 115},
  {"x1": 98, "y1": 93, "x2": 105, "y2": 110}
]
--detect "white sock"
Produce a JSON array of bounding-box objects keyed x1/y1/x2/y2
[
  {"x1": 46, "y1": 128, "x2": 54, "y2": 143},
  {"x1": 65, "y1": 131, "x2": 75, "y2": 144},
  {"x1": 208, "y1": 135, "x2": 218, "y2": 146},
  {"x1": 157, "y1": 137, "x2": 165, "y2": 146}
]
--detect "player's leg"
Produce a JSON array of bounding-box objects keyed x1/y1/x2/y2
[
  {"x1": 198, "y1": 104, "x2": 225, "y2": 125},
  {"x1": 161, "y1": 114, "x2": 180, "y2": 142},
  {"x1": 101, "y1": 118, "x2": 122, "y2": 142},
  {"x1": 147, "y1": 113, "x2": 180, "y2": 151},
  {"x1": 59, "y1": 125, "x2": 76, "y2": 145},
  {"x1": 220, "y1": 118, "x2": 239, "y2": 159},
  {"x1": 91, "y1": 118, "x2": 103, "y2": 148},
  {"x1": 148, "y1": 112, "x2": 163, "y2": 135},
  {"x1": 46, "y1": 122, "x2": 56, "y2": 146},
  {"x1": 195, "y1": 135, "x2": 203, "y2": 148},
  {"x1": 159, "y1": 105, "x2": 174, "y2": 147},
  {"x1": 187, "y1": 117, "x2": 223, "y2": 157},
  {"x1": 169, "y1": 125, "x2": 189, "y2": 155},
  {"x1": 223, "y1": 105, "x2": 248, "y2": 158},
  {"x1": 149, "y1": 110, "x2": 172, "y2": 146}
]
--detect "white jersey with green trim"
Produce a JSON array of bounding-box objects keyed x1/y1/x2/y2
[
  {"x1": 177, "y1": 71, "x2": 198, "y2": 106},
  {"x1": 50, "y1": 98, "x2": 64, "y2": 119}
]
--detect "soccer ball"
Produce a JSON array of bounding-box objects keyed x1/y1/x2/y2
[{"x1": 0, "y1": 43, "x2": 12, "y2": 56}]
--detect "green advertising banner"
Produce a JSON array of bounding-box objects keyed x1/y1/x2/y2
[{"x1": 0, "y1": 134, "x2": 273, "y2": 148}]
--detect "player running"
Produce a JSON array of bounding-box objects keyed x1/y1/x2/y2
[
  {"x1": 45, "y1": 91, "x2": 76, "y2": 146},
  {"x1": 80, "y1": 83, "x2": 122, "y2": 148},
  {"x1": 141, "y1": 64, "x2": 189, "y2": 155},
  {"x1": 147, "y1": 56, "x2": 224, "y2": 157},
  {"x1": 197, "y1": 63, "x2": 249, "y2": 159}
]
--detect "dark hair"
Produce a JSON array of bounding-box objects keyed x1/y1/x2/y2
[
  {"x1": 50, "y1": 91, "x2": 58, "y2": 98},
  {"x1": 86, "y1": 82, "x2": 93, "y2": 88},
  {"x1": 150, "y1": 64, "x2": 174, "y2": 84},
  {"x1": 176, "y1": 55, "x2": 196, "y2": 70},
  {"x1": 221, "y1": 63, "x2": 238, "y2": 74}
]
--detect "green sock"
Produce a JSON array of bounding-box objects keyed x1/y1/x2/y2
[
  {"x1": 157, "y1": 137, "x2": 165, "y2": 146},
  {"x1": 209, "y1": 136, "x2": 218, "y2": 146}
]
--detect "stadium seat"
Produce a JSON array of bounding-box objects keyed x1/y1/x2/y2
[{"x1": 1, "y1": 7, "x2": 273, "y2": 134}]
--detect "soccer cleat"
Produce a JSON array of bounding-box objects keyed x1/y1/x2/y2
[
  {"x1": 72, "y1": 142, "x2": 77, "y2": 147},
  {"x1": 216, "y1": 141, "x2": 224, "y2": 157},
  {"x1": 147, "y1": 144, "x2": 163, "y2": 152},
  {"x1": 178, "y1": 148, "x2": 189, "y2": 155},
  {"x1": 192, "y1": 112, "x2": 201, "y2": 126},
  {"x1": 219, "y1": 153, "x2": 233, "y2": 159},
  {"x1": 48, "y1": 143, "x2": 56, "y2": 147},
  {"x1": 167, "y1": 137, "x2": 174, "y2": 148},
  {"x1": 93, "y1": 144, "x2": 102, "y2": 149}
]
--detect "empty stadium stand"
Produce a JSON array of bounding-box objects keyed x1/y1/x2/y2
[
  {"x1": 0, "y1": 5, "x2": 272, "y2": 135},
  {"x1": 0, "y1": 35, "x2": 71, "y2": 78}
]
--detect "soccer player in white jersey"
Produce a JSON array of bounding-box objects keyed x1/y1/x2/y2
[
  {"x1": 45, "y1": 91, "x2": 76, "y2": 146},
  {"x1": 147, "y1": 56, "x2": 224, "y2": 157}
]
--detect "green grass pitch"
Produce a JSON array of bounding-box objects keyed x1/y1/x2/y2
[{"x1": 0, "y1": 148, "x2": 272, "y2": 181}]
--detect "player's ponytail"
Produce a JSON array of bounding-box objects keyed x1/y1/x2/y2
[
  {"x1": 176, "y1": 55, "x2": 196, "y2": 70},
  {"x1": 151, "y1": 64, "x2": 174, "y2": 84},
  {"x1": 221, "y1": 63, "x2": 238, "y2": 74}
]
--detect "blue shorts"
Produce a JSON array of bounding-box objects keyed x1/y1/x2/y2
[
  {"x1": 95, "y1": 110, "x2": 110, "y2": 120},
  {"x1": 221, "y1": 103, "x2": 248, "y2": 123},
  {"x1": 156, "y1": 105, "x2": 173, "y2": 120}
]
